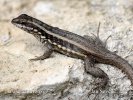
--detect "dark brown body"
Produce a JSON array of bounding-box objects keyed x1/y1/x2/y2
[{"x1": 12, "y1": 14, "x2": 133, "y2": 88}]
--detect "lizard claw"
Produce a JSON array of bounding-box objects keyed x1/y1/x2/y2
[
  {"x1": 28, "y1": 56, "x2": 41, "y2": 61},
  {"x1": 88, "y1": 78, "x2": 108, "y2": 99}
]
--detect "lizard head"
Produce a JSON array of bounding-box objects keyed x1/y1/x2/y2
[{"x1": 11, "y1": 14, "x2": 38, "y2": 34}]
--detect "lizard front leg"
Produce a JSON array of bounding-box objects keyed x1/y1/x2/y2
[
  {"x1": 29, "y1": 42, "x2": 53, "y2": 61},
  {"x1": 84, "y1": 57, "x2": 109, "y2": 89}
]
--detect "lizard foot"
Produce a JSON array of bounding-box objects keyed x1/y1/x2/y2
[{"x1": 88, "y1": 78, "x2": 109, "y2": 99}]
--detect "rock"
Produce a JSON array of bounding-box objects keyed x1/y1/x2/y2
[
  {"x1": 0, "y1": 0, "x2": 133, "y2": 100},
  {"x1": 33, "y1": 1, "x2": 54, "y2": 16}
]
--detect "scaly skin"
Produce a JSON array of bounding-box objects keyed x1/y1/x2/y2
[{"x1": 11, "y1": 14, "x2": 133, "y2": 89}]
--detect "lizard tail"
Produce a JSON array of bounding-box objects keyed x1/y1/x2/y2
[{"x1": 106, "y1": 53, "x2": 133, "y2": 86}]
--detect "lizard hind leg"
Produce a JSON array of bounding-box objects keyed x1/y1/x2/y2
[
  {"x1": 84, "y1": 57, "x2": 109, "y2": 95},
  {"x1": 95, "y1": 22, "x2": 112, "y2": 47},
  {"x1": 84, "y1": 22, "x2": 111, "y2": 48},
  {"x1": 83, "y1": 23, "x2": 106, "y2": 48}
]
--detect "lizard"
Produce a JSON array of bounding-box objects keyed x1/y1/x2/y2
[{"x1": 11, "y1": 14, "x2": 133, "y2": 89}]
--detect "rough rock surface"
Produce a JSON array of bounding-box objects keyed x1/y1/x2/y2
[{"x1": 0, "y1": 0, "x2": 133, "y2": 100}]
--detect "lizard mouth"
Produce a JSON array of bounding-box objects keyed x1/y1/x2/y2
[
  {"x1": 11, "y1": 15, "x2": 39, "y2": 34},
  {"x1": 12, "y1": 20, "x2": 34, "y2": 33},
  {"x1": 13, "y1": 23, "x2": 33, "y2": 32},
  {"x1": 16, "y1": 23, "x2": 32, "y2": 30},
  {"x1": 13, "y1": 23, "x2": 40, "y2": 35},
  {"x1": 11, "y1": 18, "x2": 28, "y2": 30}
]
